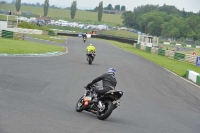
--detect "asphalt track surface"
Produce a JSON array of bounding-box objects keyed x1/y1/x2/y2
[{"x1": 0, "y1": 37, "x2": 200, "y2": 133}]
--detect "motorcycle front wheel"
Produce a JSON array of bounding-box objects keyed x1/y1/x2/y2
[
  {"x1": 75, "y1": 96, "x2": 84, "y2": 112},
  {"x1": 88, "y1": 56, "x2": 92, "y2": 64},
  {"x1": 96, "y1": 100, "x2": 113, "y2": 120}
]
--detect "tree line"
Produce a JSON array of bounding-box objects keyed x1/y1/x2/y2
[
  {"x1": 10, "y1": 0, "x2": 61, "y2": 9},
  {"x1": 122, "y1": 4, "x2": 200, "y2": 40},
  {"x1": 92, "y1": 4, "x2": 126, "y2": 12},
  {"x1": 11, "y1": 0, "x2": 105, "y2": 21}
]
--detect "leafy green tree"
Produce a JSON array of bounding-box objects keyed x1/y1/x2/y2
[
  {"x1": 161, "y1": 22, "x2": 172, "y2": 37},
  {"x1": 121, "y1": 6, "x2": 126, "y2": 11},
  {"x1": 70, "y1": 1, "x2": 77, "y2": 19},
  {"x1": 98, "y1": 1, "x2": 103, "y2": 21},
  {"x1": 93, "y1": 6, "x2": 99, "y2": 12},
  {"x1": 170, "y1": 28, "x2": 180, "y2": 38},
  {"x1": 159, "y1": 4, "x2": 180, "y2": 15},
  {"x1": 15, "y1": 0, "x2": 21, "y2": 12},
  {"x1": 147, "y1": 16, "x2": 164, "y2": 36},
  {"x1": 43, "y1": 0, "x2": 49, "y2": 16},
  {"x1": 133, "y1": 4, "x2": 158, "y2": 16},
  {"x1": 11, "y1": 0, "x2": 15, "y2": 4},
  {"x1": 139, "y1": 11, "x2": 165, "y2": 35},
  {"x1": 186, "y1": 16, "x2": 200, "y2": 39},
  {"x1": 0, "y1": 1, "x2": 6, "y2": 4},
  {"x1": 121, "y1": 3, "x2": 200, "y2": 40},
  {"x1": 107, "y1": 4, "x2": 112, "y2": 10},
  {"x1": 187, "y1": 30, "x2": 196, "y2": 39},
  {"x1": 115, "y1": 5, "x2": 120, "y2": 10},
  {"x1": 36, "y1": 2, "x2": 40, "y2": 7},
  {"x1": 181, "y1": 8, "x2": 187, "y2": 18},
  {"x1": 186, "y1": 16, "x2": 199, "y2": 31},
  {"x1": 121, "y1": 11, "x2": 135, "y2": 28}
]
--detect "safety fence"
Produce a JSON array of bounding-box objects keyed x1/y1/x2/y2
[{"x1": 134, "y1": 44, "x2": 198, "y2": 65}]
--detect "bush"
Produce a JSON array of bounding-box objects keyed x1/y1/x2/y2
[{"x1": 48, "y1": 30, "x2": 56, "y2": 36}]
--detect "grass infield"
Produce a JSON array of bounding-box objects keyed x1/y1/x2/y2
[{"x1": 0, "y1": 38, "x2": 65, "y2": 54}]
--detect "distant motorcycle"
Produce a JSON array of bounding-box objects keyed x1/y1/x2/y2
[
  {"x1": 87, "y1": 51, "x2": 95, "y2": 65},
  {"x1": 75, "y1": 83, "x2": 123, "y2": 120},
  {"x1": 83, "y1": 37, "x2": 86, "y2": 43}
]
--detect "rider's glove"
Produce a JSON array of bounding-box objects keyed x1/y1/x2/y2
[{"x1": 85, "y1": 83, "x2": 91, "y2": 89}]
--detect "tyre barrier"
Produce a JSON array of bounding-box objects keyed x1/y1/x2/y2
[{"x1": 57, "y1": 33, "x2": 137, "y2": 44}]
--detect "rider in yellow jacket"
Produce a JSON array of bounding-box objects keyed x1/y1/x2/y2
[{"x1": 86, "y1": 44, "x2": 96, "y2": 53}]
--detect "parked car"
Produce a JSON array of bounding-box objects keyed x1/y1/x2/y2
[{"x1": 37, "y1": 20, "x2": 45, "y2": 26}]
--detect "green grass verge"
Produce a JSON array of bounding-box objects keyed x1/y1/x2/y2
[
  {"x1": 18, "y1": 22, "x2": 50, "y2": 31},
  {"x1": 46, "y1": 25, "x2": 89, "y2": 33},
  {"x1": 103, "y1": 40, "x2": 200, "y2": 77},
  {"x1": 0, "y1": 38, "x2": 65, "y2": 54},
  {"x1": 0, "y1": 14, "x2": 16, "y2": 20},
  {"x1": 26, "y1": 34, "x2": 67, "y2": 43},
  {"x1": 0, "y1": 4, "x2": 122, "y2": 26},
  {"x1": 98, "y1": 30, "x2": 138, "y2": 39}
]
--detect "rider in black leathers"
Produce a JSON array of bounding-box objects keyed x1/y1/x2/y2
[
  {"x1": 86, "y1": 68, "x2": 117, "y2": 102},
  {"x1": 82, "y1": 33, "x2": 87, "y2": 40}
]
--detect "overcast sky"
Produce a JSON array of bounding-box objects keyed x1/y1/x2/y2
[{"x1": 5, "y1": 0, "x2": 200, "y2": 13}]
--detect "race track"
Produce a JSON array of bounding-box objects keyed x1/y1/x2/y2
[{"x1": 0, "y1": 37, "x2": 200, "y2": 133}]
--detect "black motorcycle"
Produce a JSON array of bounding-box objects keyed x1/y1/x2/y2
[
  {"x1": 75, "y1": 84, "x2": 123, "y2": 120},
  {"x1": 83, "y1": 37, "x2": 86, "y2": 43},
  {"x1": 87, "y1": 51, "x2": 95, "y2": 65}
]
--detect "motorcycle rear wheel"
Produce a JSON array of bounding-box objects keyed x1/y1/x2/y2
[
  {"x1": 75, "y1": 96, "x2": 84, "y2": 112},
  {"x1": 96, "y1": 100, "x2": 113, "y2": 120}
]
